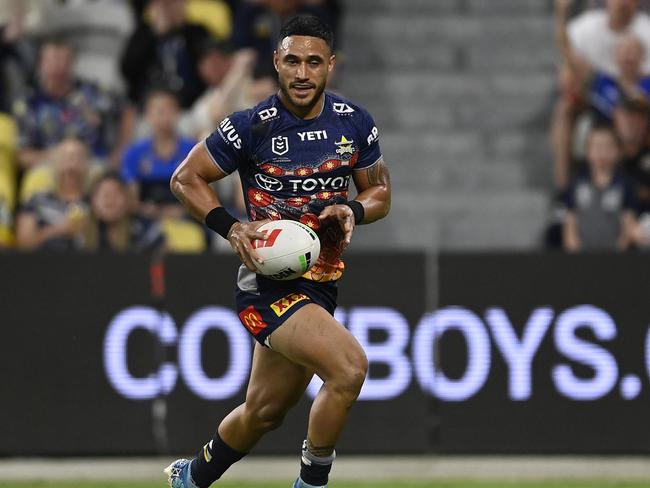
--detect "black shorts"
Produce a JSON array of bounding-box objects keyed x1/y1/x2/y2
[{"x1": 235, "y1": 267, "x2": 338, "y2": 347}]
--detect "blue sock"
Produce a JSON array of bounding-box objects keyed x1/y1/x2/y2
[
  {"x1": 190, "y1": 432, "x2": 247, "y2": 488},
  {"x1": 299, "y1": 440, "x2": 335, "y2": 487}
]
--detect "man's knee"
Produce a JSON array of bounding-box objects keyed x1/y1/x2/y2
[
  {"x1": 244, "y1": 400, "x2": 289, "y2": 433},
  {"x1": 332, "y1": 349, "x2": 368, "y2": 400}
]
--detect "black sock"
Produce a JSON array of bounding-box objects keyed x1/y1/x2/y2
[
  {"x1": 299, "y1": 440, "x2": 336, "y2": 487},
  {"x1": 190, "y1": 432, "x2": 247, "y2": 488}
]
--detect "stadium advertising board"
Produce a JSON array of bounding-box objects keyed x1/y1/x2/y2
[{"x1": 1, "y1": 253, "x2": 649, "y2": 455}]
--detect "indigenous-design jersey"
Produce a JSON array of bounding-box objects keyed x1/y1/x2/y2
[{"x1": 205, "y1": 92, "x2": 382, "y2": 281}]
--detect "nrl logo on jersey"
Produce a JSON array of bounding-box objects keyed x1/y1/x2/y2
[
  {"x1": 333, "y1": 102, "x2": 354, "y2": 114},
  {"x1": 258, "y1": 107, "x2": 278, "y2": 122},
  {"x1": 335, "y1": 135, "x2": 354, "y2": 156},
  {"x1": 271, "y1": 136, "x2": 289, "y2": 155}
]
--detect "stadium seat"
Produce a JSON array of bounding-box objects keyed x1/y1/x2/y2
[{"x1": 161, "y1": 217, "x2": 206, "y2": 253}]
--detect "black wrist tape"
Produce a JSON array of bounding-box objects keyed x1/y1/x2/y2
[
  {"x1": 205, "y1": 207, "x2": 239, "y2": 239},
  {"x1": 345, "y1": 200, "x2": 365, "y2": 225}
]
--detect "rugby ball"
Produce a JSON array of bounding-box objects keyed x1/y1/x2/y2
[{"x1": 252, "y1": 220, "x2": 321, "y2": 280}]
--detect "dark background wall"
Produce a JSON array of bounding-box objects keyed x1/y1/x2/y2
[{"x1": 1, "y1": 253, "x2": 649, "y2": 455}]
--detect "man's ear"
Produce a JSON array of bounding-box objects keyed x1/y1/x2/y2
[
  {"x1": 328, "y1": 54, "x2": 336, "y2": 74},
  {"x1": 273, "y1": 50, "x2": 279, "y2": 72}
]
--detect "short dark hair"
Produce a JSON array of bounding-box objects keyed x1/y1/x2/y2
[
  {"x1": 588, "y1": 122, "x2": 621, "y2": 147},
  {"x1": 279, "y1": 15, "x2": 334, "y2": 51},
  {"x1": 144, "y1": 86, "x2": 180, "y2": 107}
]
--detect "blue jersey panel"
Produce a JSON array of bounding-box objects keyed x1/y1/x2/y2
[{"x1": 204, "y1": 92, "x2": 384, "y2": 280}]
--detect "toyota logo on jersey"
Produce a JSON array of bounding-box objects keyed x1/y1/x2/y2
[{"x1": 254, "y1": 173, "x2": 284, "y2": 191}]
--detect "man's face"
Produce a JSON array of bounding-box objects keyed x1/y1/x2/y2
[
  {"x1": 39, "y1": 44, "x2": 74, "y2": 87},
  {"x1": 92, "y1": 179, "x2": 129, "y2": 223},
  {"x1": 274, "y1": 35, "x2": 334, "y2": 111},
  {"x1": 616, "y1": 36, "x2": 645, "y2": 78},
  {"x1": 586, "y1": 130, "x2": 620, "y2": 172},
  {"x1": 145, "y1": 93, "x2": 179, "y2": 134},
  {"x1": 607, "y1": 0, "x2": 639, "y2": 26},
  {"x1": 56, "y1": 139, "x2": 88, "y2": 179},
  {"x1": 198, "y1": 50, "x2": 232, "y2": 86}
]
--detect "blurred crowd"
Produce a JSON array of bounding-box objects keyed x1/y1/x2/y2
[
  {"x1": 548, "y1": 0, "x2": 650, "y2": 252},
  {"x1": 0, "y1": 0, "x2": 341, "y2": 253}
]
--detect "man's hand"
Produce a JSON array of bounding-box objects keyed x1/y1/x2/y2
[
  {"x1": 227, "y1": 220, "x2": 271, "y2": 272},
  {"x1": 318, "y1": 204, "x2": 355, "y2": 247}
]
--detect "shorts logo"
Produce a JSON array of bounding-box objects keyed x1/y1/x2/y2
[
  {"x1": 259, "y1": 107, "x2": 278, "y2": 121},
  {"x1": 272, "y1": 136, "x2": 289, "y2": 155},
  {"x1": 333, "y1": 103, "x2": 354, "y2": 114},
  {"x1": 252, "y1": 228, "x2": 282, "y2": 248},
  {"x1": 271, "y1": 293, "x2": 309, "y2": 317},
  {"x1": 239, "y1": 306, "x2": 268, "y2": 336}
]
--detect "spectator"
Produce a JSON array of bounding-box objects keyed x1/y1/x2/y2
[
  {"x1": 15, "y1": 138, "x2": 90, "y2": 251},
  {"x1": 120, "y1": 0, "x2": 210, "y2": 109},
  {"x1": 121, "y1": 88, "x2": 195, "y2": 219},
  {"x1": 12, "y1": 37, "x2": 129, "y2": 169},
  {"x1": 551, "y1": 0, "x2": 650, "y2": 190},
  {"x1": 80, "y1": 173, "x2": 165, "y2": 253},
  {"x1": 563, "y1": 125, "x2": 638, "y2": 251},
  {"x1": 179, "y1": 42, "x2": 257, "y2": 138}
]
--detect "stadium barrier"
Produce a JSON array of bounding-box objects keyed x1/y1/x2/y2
[{"x1": 1, "y1": 252, "x2": 649, "y2": 455}]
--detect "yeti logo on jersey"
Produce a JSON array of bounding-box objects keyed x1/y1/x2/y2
[
  {"x1": 298, "y1": 130, "x2": 328, "y2": 141},
  {"x1": 218, "y1": 117, "x2": 242, "y2": 150},
  {"x1": 333, "y1": 102, "x2": 354, "y2": 114},
  {"x1": 255, "y1": 173, "x2": 283, "y2": 192},
  {"x1": 271, "y1": 136, "x2": 289, "y2": 155},
  {"x1": 335, "y1": 135, "x2": 354, "y2": 155},
  {"x1": 258, "y1": 107, "x2": 278, "y2": 121},
  {"x1": 367, "y1": 126, "x2": 379, "y2": 145}
]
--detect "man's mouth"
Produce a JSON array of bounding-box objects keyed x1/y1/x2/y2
[{"x1": 291, "y1": 84, "x2": 315, "y2": 97}]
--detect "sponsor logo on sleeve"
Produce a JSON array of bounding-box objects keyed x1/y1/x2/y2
[
  {"x1": 367, "y1": 126, "x2": 379, "y2": 145},
  {"x1": 218, "y1": 117, "x2": 242, "y2": 149},
  {"x1": 239, "y1": 306, "x2": 269, "y2": 336},
  {"x1": 270, "y1": 293, "x2": 309, "y2": 317}
]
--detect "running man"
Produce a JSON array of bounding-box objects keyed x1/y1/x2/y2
[{"x1": 166, "y1": 15, "x2": 391, "y2": 488}]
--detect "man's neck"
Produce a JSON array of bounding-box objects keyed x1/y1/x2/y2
[
  {"x1": 608, "y1": 15, "x2": 632, "y2": 33},
  {"x1": 43, "y1": 79, "x2": 72, "y2": 99},
  {"x1": 278, "y1": 91, "x2": 325, "y2": 120}
]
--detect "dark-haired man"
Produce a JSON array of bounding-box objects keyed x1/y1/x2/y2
[{"x1": 166, "y1": 14, "x2": 390, "y2": 488}]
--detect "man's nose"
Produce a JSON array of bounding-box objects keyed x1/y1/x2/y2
[{"x1": 296, "y1": 62, "x2": 307, "y2": 79}]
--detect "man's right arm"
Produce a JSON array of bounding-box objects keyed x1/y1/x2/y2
[
  {"x1": 170, "y1": 142, "x2": 226, "y2": 222},
  {"x1": 170, "y1": 142, "x2": 267, "y2": 270}
]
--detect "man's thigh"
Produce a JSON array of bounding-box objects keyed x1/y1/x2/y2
[
  {"x1": 268, "y1": 303, "x2": 366, "y2": 382},
  {"x1": 245, "y1": 341, "x2": 314, "y2": 410}
]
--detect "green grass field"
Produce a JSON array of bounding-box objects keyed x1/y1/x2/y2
[{"x1": 1, "y1": 482, "x2": 648, "y2": 488}]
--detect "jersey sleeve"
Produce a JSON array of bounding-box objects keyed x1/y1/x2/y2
[
  {"x1": 354, "y1": 108, "x2": 383, "y2": 170},
  {"x1": 204, "y1": 110, "x2": 250, "y2": 174}
]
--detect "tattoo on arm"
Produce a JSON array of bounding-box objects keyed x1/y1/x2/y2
[{"x1": 366, "y1": 160, "x2": 390, "y2": 186}]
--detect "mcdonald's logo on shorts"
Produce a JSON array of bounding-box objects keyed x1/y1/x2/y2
[
  {"x1": 270, "y1": 293, "x2": 309, "y2": 317},
  {"x1": 239, "y1": 306, "x2": 269, "y2": 336}
]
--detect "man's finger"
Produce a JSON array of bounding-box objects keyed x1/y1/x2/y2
[{"x1": 243, "y1": 241, "x2": 264, "y2": 264}]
